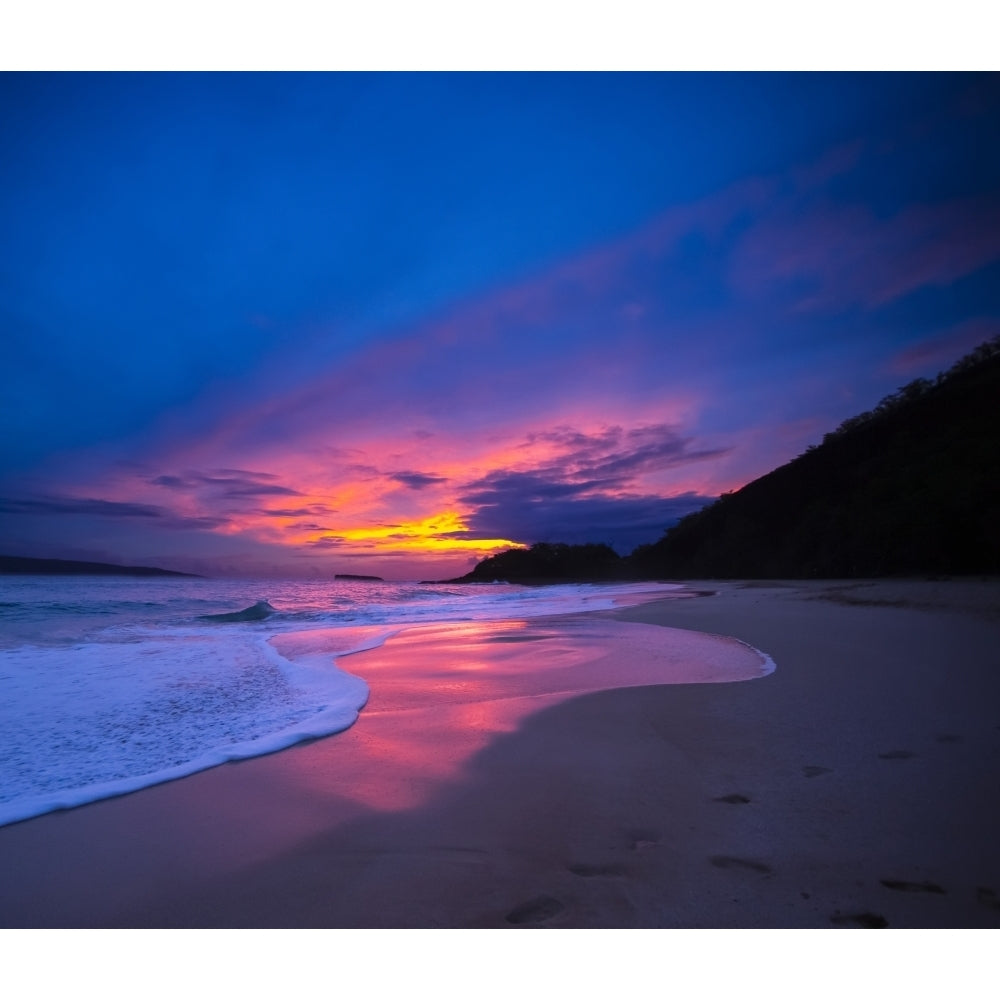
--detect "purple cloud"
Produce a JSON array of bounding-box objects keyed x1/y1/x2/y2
[
  {"x1": 0, "y1": 494, "x2": 231, "y2": 531},
  {"x1": 150, "y1": 470, "x2": 301, "y2": 498},
  {"x1": 730, "y1": 195, "x2": 1000, "y2": 314},
  {"x1": 388, "y1": 471, "x2": 448, "y2": 490},
  {"x1": 0, "y1": 496, "x2": 163, "y2": 518},
  {"x1": 463, "y1": 490, "x2": 714, "y2": 552}
]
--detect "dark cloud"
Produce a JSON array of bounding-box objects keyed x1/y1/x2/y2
[
  {"x1": 453, "y1": 423, "x2": 728, "y2": 550},
  {"x1": 463, "y1": 491, "x2": 714, "y2": 552},
  {"x1": 260, "y1": 504, "x2": 337, "y2": 518},
  {"x1": 213, "y1": 468, "x2": 280, "y2": 480},
  {"x1": 522, "y1": 424, "x2": 731, "y2": 486},
  {"x1": 452, "y1": 424, "x2": 730, "y2": 553},
  {"x1": 159, "y1": 514, "x2": 232, "y2": 531},
  {"x1": 585, "y1": 437, "x2": 729, "y2": 480},
  {"x1": 462, "y1": 471, "x2": 604, "y2": 505},
  {"x1": 219, "y1": 483, "x2": 302, "y2": 498},
  {"x1": 308, "y1": 536, "x2": 349, "y2": 549},
  {"x1": 0, "y1": 494, "x2": 231, "y2": 532},
  {"x1": 0, "y1": 496, "x2": 164, "y2": 518},
  {"x1": 150, "y1": 470, "x2": 302, "y2": 498},
  {"x1": 389, "y1": 471, "x2": 448, "y2": 490}
]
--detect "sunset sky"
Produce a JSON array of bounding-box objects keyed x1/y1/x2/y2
[{"x1": 2, "y1": 71, "x2": 999, "y2": 579}]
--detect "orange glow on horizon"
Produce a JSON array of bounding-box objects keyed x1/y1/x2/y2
[
  {"x1": 310, "y1": 510, "x2": 525, "y2": 555},
  {"x1": 219, "y1": 499, "x2": 525, "y2": 560},
  {"x1": 71, "y1": 396, "x2": 730, "y2": 575}
]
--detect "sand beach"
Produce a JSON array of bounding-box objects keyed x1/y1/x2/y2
[{"x1": 1, "y1": 579, "x2": 999, "y2": 929}]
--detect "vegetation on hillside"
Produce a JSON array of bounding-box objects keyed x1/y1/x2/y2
[
  {"x1": 452, "y1": 542, "x2": 624, "y2": 583},
  {"x1": 632, "y1": 337, "x2": 1000, "y2": 578}
]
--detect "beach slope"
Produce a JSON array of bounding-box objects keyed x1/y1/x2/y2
[{"x1": 1, "y1": 579, "x2": 998, "y2": 928}]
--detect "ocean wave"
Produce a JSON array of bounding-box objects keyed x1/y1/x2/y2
[
  {"x1": 0, "y1": 577, "x2": 690, "y2": 827},
  {"x1": 199, "y1": 599, "x2": 279, "y2": 623}
]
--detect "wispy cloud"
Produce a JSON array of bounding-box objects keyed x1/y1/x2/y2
[
  {"x1": 0, "y1": 496, "x2": 164, "y2": 519},
  {"x1": 518, "y1": 424, "x2": 731, "y2": 484},
  {"x1": 388, "y1": 471, "x2": 448, "y2": 490},
  {"x1": 0, "y1": 494, "x2": 231, "y2": 531},
  {"x1": 453, "y1": 422, "x2": 729, "y2": 549},
  {"x1": 256, "y1": 504, "x2": 338, "y2": 518},
  {"x1": 150, "y1": 470, "x2": 302, "y2": 498},
  {"x1": 886, "y1": 318, "x2": 1000, "y2": 376},
  {"x1": 729, "y1": 194, "x2": 1000, "y2": 314}
]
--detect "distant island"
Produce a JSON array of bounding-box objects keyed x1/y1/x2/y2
[
  {"x1": 335, "y1": 573, "x2": 385, "y2": 582},
  {"x1": 0, "y1": 555, "x2": 200, "y2": 577},
  {"x1": 455, "y1": 336, "x2": 1000, "y2": 583}
]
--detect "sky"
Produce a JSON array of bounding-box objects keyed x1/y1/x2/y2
[{"x1": 1, "y1": 71, "x2": 999, "y2": 580}]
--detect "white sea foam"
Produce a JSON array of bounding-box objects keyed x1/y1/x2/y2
[
  {"x1": 0, "y1": 629, "x2": 370, "y2": 827},
  {"x1": 0, "y1": 577, "x2": 689, "y2": 827}
]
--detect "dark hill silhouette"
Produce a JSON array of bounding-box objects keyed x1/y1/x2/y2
[
  {"x1": 630, "y1": 337, "x2": 1000, "y2": 578},
  {"x1": 454, "y1": 338, "x2": 1000, "y2": 582},
  {"x1": 451, "y1": 542, "x2": 624, "y2": 583},
  {"x1": 0, "y1": 555, "x2": 199, "y2": 577}
]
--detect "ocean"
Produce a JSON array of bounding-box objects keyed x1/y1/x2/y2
[{"x1": 0, "y1": 575, "x2": 682, "y2": 827}]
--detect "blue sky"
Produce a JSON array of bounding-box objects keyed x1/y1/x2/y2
[{"x1": 1, "y1": 72, "x2": 998, "y2": 578}]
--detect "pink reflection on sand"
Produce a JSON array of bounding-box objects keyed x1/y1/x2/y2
[{"x1": 267, "y1": 615, "x2": 772, "y2": 813}]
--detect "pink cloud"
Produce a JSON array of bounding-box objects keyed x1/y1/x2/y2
[
  {"x1": 731, "y1": 193, "x2": 1000, "y2": 312},
  {"x1": 886, "y1": 318, "x2": 1000, "y2": 377}
]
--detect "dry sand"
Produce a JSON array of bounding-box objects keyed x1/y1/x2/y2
[{"x1": 1, "y1": 578, "x2": 998, "y2": 929}]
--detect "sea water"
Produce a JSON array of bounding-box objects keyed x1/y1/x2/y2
[{"x1": 0, "y1": 575, "x2": 681, "y2": 827}]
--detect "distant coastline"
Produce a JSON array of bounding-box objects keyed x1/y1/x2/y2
[
  {"x1": 334, "y1": 573, "x2": 385, "y2": 582},
  {"x1": 0, "y1": 555, "x2": 199, "y2": 578}
]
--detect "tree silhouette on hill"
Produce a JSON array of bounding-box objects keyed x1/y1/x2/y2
[{"x1": 630, "y1": 337, "x2": 1000, "y2": 578}]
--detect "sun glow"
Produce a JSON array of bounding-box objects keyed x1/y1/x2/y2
[
  {"x1": 309, "y1": 510, "x2": 524, "y2": 555},
  {"x1": 218, "y1": 493, "x2": 524, "y2": 558}
]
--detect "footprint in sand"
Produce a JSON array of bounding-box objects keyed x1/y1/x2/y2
[
  {"x1": 567, "y1": 862, "x2": 628, "y2": 878},
  {"x1": 714, "y1": 793, "x2": 751, "y2": 804},
  {"x1": 830, "y1": 912, "x2": 889, "y2": 928},
  {"x1": 505, "y1": 895, "x2": 566, "y2": 925},
  {"x1": 710, "y1": 855, "x2": 773, "y2": 875},
  {"x1": 803, "y1": 765, "x2": 832, "y2": 778},
  {"x1": 976, "y1": 887, "x2": 1000, "y2": 911},
  {"x1": 627, "y1": 828, "x2": 660, "y2": 851},
  {"x1": 878, "y1": 750, "x2": 916, "y2": 759},
  {"x1": 880, "y1": 878, "x2": 945, "y2": 894}
]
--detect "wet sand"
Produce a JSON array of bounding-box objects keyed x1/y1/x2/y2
[{"x1": 1, "y1": 579, "x2": 999, "y2": 928}]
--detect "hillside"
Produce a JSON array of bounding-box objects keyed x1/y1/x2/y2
[
  {"x1": 630, "y1": 338, "x2": 1000, "y2": 578},
  {"x1": 450, "y1": 542, "x2": 625, "y2": 583},
  {"x1": 452, "y1": 338, "x2": 1000, "y2": 583}
]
